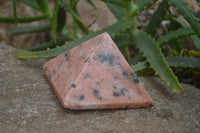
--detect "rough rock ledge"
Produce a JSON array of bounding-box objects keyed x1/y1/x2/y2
[{"x1": 0, "y1": 43, "x2": 200, "y2": 133}]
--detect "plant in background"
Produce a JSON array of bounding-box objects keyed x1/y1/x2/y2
[{"x1": 0, "y1": 0, "x2": 200, "y2": 93}]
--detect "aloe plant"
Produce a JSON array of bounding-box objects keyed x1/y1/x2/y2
[{"x1": 1, "y1": 0, "x2": 200, "y2": 93}]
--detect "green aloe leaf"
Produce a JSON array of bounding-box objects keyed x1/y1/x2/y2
[
  {"x1": 0, "y1": 14, "x2": 49, "y2": 23},
  {"x1": 17, "y1": 17, "x2": 136, "y2": 58},
  {"x1": 113, "y1": 33, "x2": 130, "y2": 48},
  {"x1": 132, "y1": 62, "x2": 149, "y2": 72},
  {"x1": 106, "y1": 3, "x2": 126, "y2": 20},
  {"x1": 166, "y1": 57, "x2": 200, "y2": 68},
  {"x1": 190, "y1": 35, "x2": 200, "y2": 50},
  {"x1": 100, "y1": 0, "x2": 132, "y2": 8},
  {"x1": 52, "y1": 0, "x2": 63, "y2": 42},
  {"x1": 86, "y1": 0, "x2": 97, "y2": 9},
  {"x1": 61, "y1": 2, "x2": 83, "y2": 24},
  {"x1": 35, "y1": 0, "x2": 50, "y2": 15},
  {"x1": 57, "y1": 7, "x2": 66, "y2": 33},
  {"x1": 13, "y1": 0, "x2": 18, "y2": 23},
  {"x1": 20, "y1": 0, "x2": 40, "y2": 10},
  {"x1": 10, "y1": 23, "x2": 51, "y2": 34},
  {"x1": 168, "y1": 0, "x2": 200, "y2": 37},
  {"x1": 158, "y1": 27, "x2": 196, "y2": 46},
  {"x1": 26, "y1": 34, "x2": 73, "y2": 51},
  {"x1": 73, "y1": 19, "x2": 82, "y2": 39},
  {"x1": 61, "y1": 1, "x2": 88, "y2": 34},
  {"x1": 101, "y1": 0, "x2": 134, "y2": 15},
  {"x1": 171, "y1": 18, "x2": 200, "y2": 50},
  {"x1": 70, "y1": 0, "x2": 79, "y2": 8},
  {"x1": 196, "y1": 0, "x2": 200, "y2": 6},
  {"x1": 132, "y1": 0, "x2": 157, "y2": 16},
  {"x1": 132, "y1": 57, "x2": 200, "y2": 72},
  {"x1": 124, "y1": 46, "x2": 131, "y2": 62},
  {"x1": 146, "y1": 0, "x2": 169, "y2": 35},
  {"x1": 132, "y1": 29, "x2": 183, "y2": 93}
]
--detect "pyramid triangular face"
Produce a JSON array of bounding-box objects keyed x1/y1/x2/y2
[{"x1": 43, "y1": 32, "x2": 153, "y2": 109}]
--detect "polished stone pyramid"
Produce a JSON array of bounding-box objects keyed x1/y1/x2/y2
[{"x1": 43, "y1": 32, "x2": 153, "y2": 110}]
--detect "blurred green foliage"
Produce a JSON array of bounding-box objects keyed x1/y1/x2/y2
[{"x1": 1, "y1": 0, "x2": 200, "y2": 92}]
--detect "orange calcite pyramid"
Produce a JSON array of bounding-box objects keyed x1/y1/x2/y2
[{"x1": 43, "y1": 32, "x2": 153, "y2": 109}]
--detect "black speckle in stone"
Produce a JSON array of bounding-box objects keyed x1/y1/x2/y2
[
  {"x1": 95, "y1": 81, "x2": 100, "y2": 85},
  {"x1": 58, "y1": 74, "x2": 60, "y2": 78},
  {"x1": 113, "y1": 88, "x2": 129, "y2": 97},
  {"x1": 79, "y1": 95, "x2": 84, "y2": 100},
  {"x1": 84, "y1": 73, "x2": 91, "y2": 79},
  {"x1": 98, "y1": 52, "x2": 115, "y2": 66},
  {"x1": 71, "y1": 83, "x2": 76, "y2": 88},
  {"x1": 84, "y1": 57, "x2": 90, "y2": 63},
  {"x1": 122, "y1": 71, "x2": 128, "y2": 76},
  {"x1": 113, "y1": 92, "x2": 121, "y2": 97},
  {"x1": 114, "y1": 75, "x2": 118, "y2": 79},
  {"x1": 130, "y1": 73, "x2": 134, "y2": 76},
  {"x1": 97, "y1": 38, "x2": 104, "y2": 44},
  {"x1": 58, "y1": 62, "x2": 62, "y2": 68},
  {"x1": 64, "y1": 51, "x2": 70, "y2": 61},
  {"x1": 53, "y1": 70, "x2": 56, "y2": 74},
  {"x1": 112, "y1": 85, "x2": 117, "y2": 89},
  {"x1": 137, "y1": 91, "x2": 141, "y2": 95},
  {"x1": 74, "y1": 95, "x2": 84, "y2": 100},
  {"x1": 94, "y1": 89, "x2": 102, "y2": 100},
  {"x1": 130, "y1": 72, "x2": 140, "y2": 84},
  {"x1": 133, "y1": 77, "x2": 139, "y2": 84},
  {"x1": 120, "y1": 88, "x2": 129, "y2": 95}
]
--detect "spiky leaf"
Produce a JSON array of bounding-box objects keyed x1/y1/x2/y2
[
  {"x1": 57, "y1": 7, "x2": 66, "y2": 33},
  {"x1": 158, "y1": 27, "x2": 196, "y2": 46},
  {"x1": 113, "y1": 33, "x2": 130, "y2": 48},
  {"x1": 172, "y1": 18, "x2": 200, "y2": 50},
  {"x1": 0, "y1": 14, "x2": 49, "y2": 23},
  {"x1": 52, "y1": 0, "x2": 63, "y2": 42},
  {"x1": 191, "y1": 35, "x2": 200, "y2": 50},
  {"x1": 61, "y1": 1, "x2": 88, "y2": 34},
  {"x1": 61, "y1": 2, "x2": 83, "y2": 24},
  {"x1": 17, "y1": 17, "x2": 136, "y2": 58},
  {"x1": 20, "y1": 0, "x2": 40, "y2": 10},
  {"x1": 166, "y1": 57, "x2": 200, "y2": 68},
  {"x1": 26, "y1": 34, "x2": 73, "y2": 51},
  {"x1": 100, "y1": 0, "x2": 132, "y2": 8},
  {"x1": 132, "y1": 29, "x2": 183, "y2": 93},
  {"x1": 13, "y1": 0, "x2": 17, "y2": 23},
  {"x1": 146, "y1": 0, "x2": 169, "y2": 35},
  {"x1": 196, "y1": 0, "x2": 200, "y2": 6},
  {"x1": 132, "y1": 62, "x2": 149, "y2": 72},
  {"x1": 168, "y1": 0, "x2": 200, "y2": 37},
  {"x1": 86, "y1": 0, "x2": 97, "y2": 9},
  {"x1": 132, "y1": 0, "x2": 157, "y2": 16},
  {"x1": 106, "y1": 3, "x2": 126, "y2": 20},
  {"x1": 132, "y1": 57, "x2": 200, "y2": 71},
  {"x1": 10, "y1": 23, "x2": 51, "y2": 34},
  {"x1": 35, "y1": 0, "x2": 50, "y2": 15}
]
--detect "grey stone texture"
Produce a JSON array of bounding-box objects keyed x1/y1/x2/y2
[{"x1": 0, "y1": 43, "x2": 200, "y2": 133}]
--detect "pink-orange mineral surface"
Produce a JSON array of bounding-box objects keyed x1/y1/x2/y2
[{"x1": 43, "y1": 32, "x2": 153, "y2": 110}]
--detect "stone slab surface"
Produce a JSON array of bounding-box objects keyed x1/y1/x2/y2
[{"x1": 0, "y1": 43, "x2": 200, "y2": 133}]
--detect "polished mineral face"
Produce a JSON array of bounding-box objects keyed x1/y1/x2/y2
[{"x1": 43, "y1": 32, "x2": 153, "y2": 110}]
